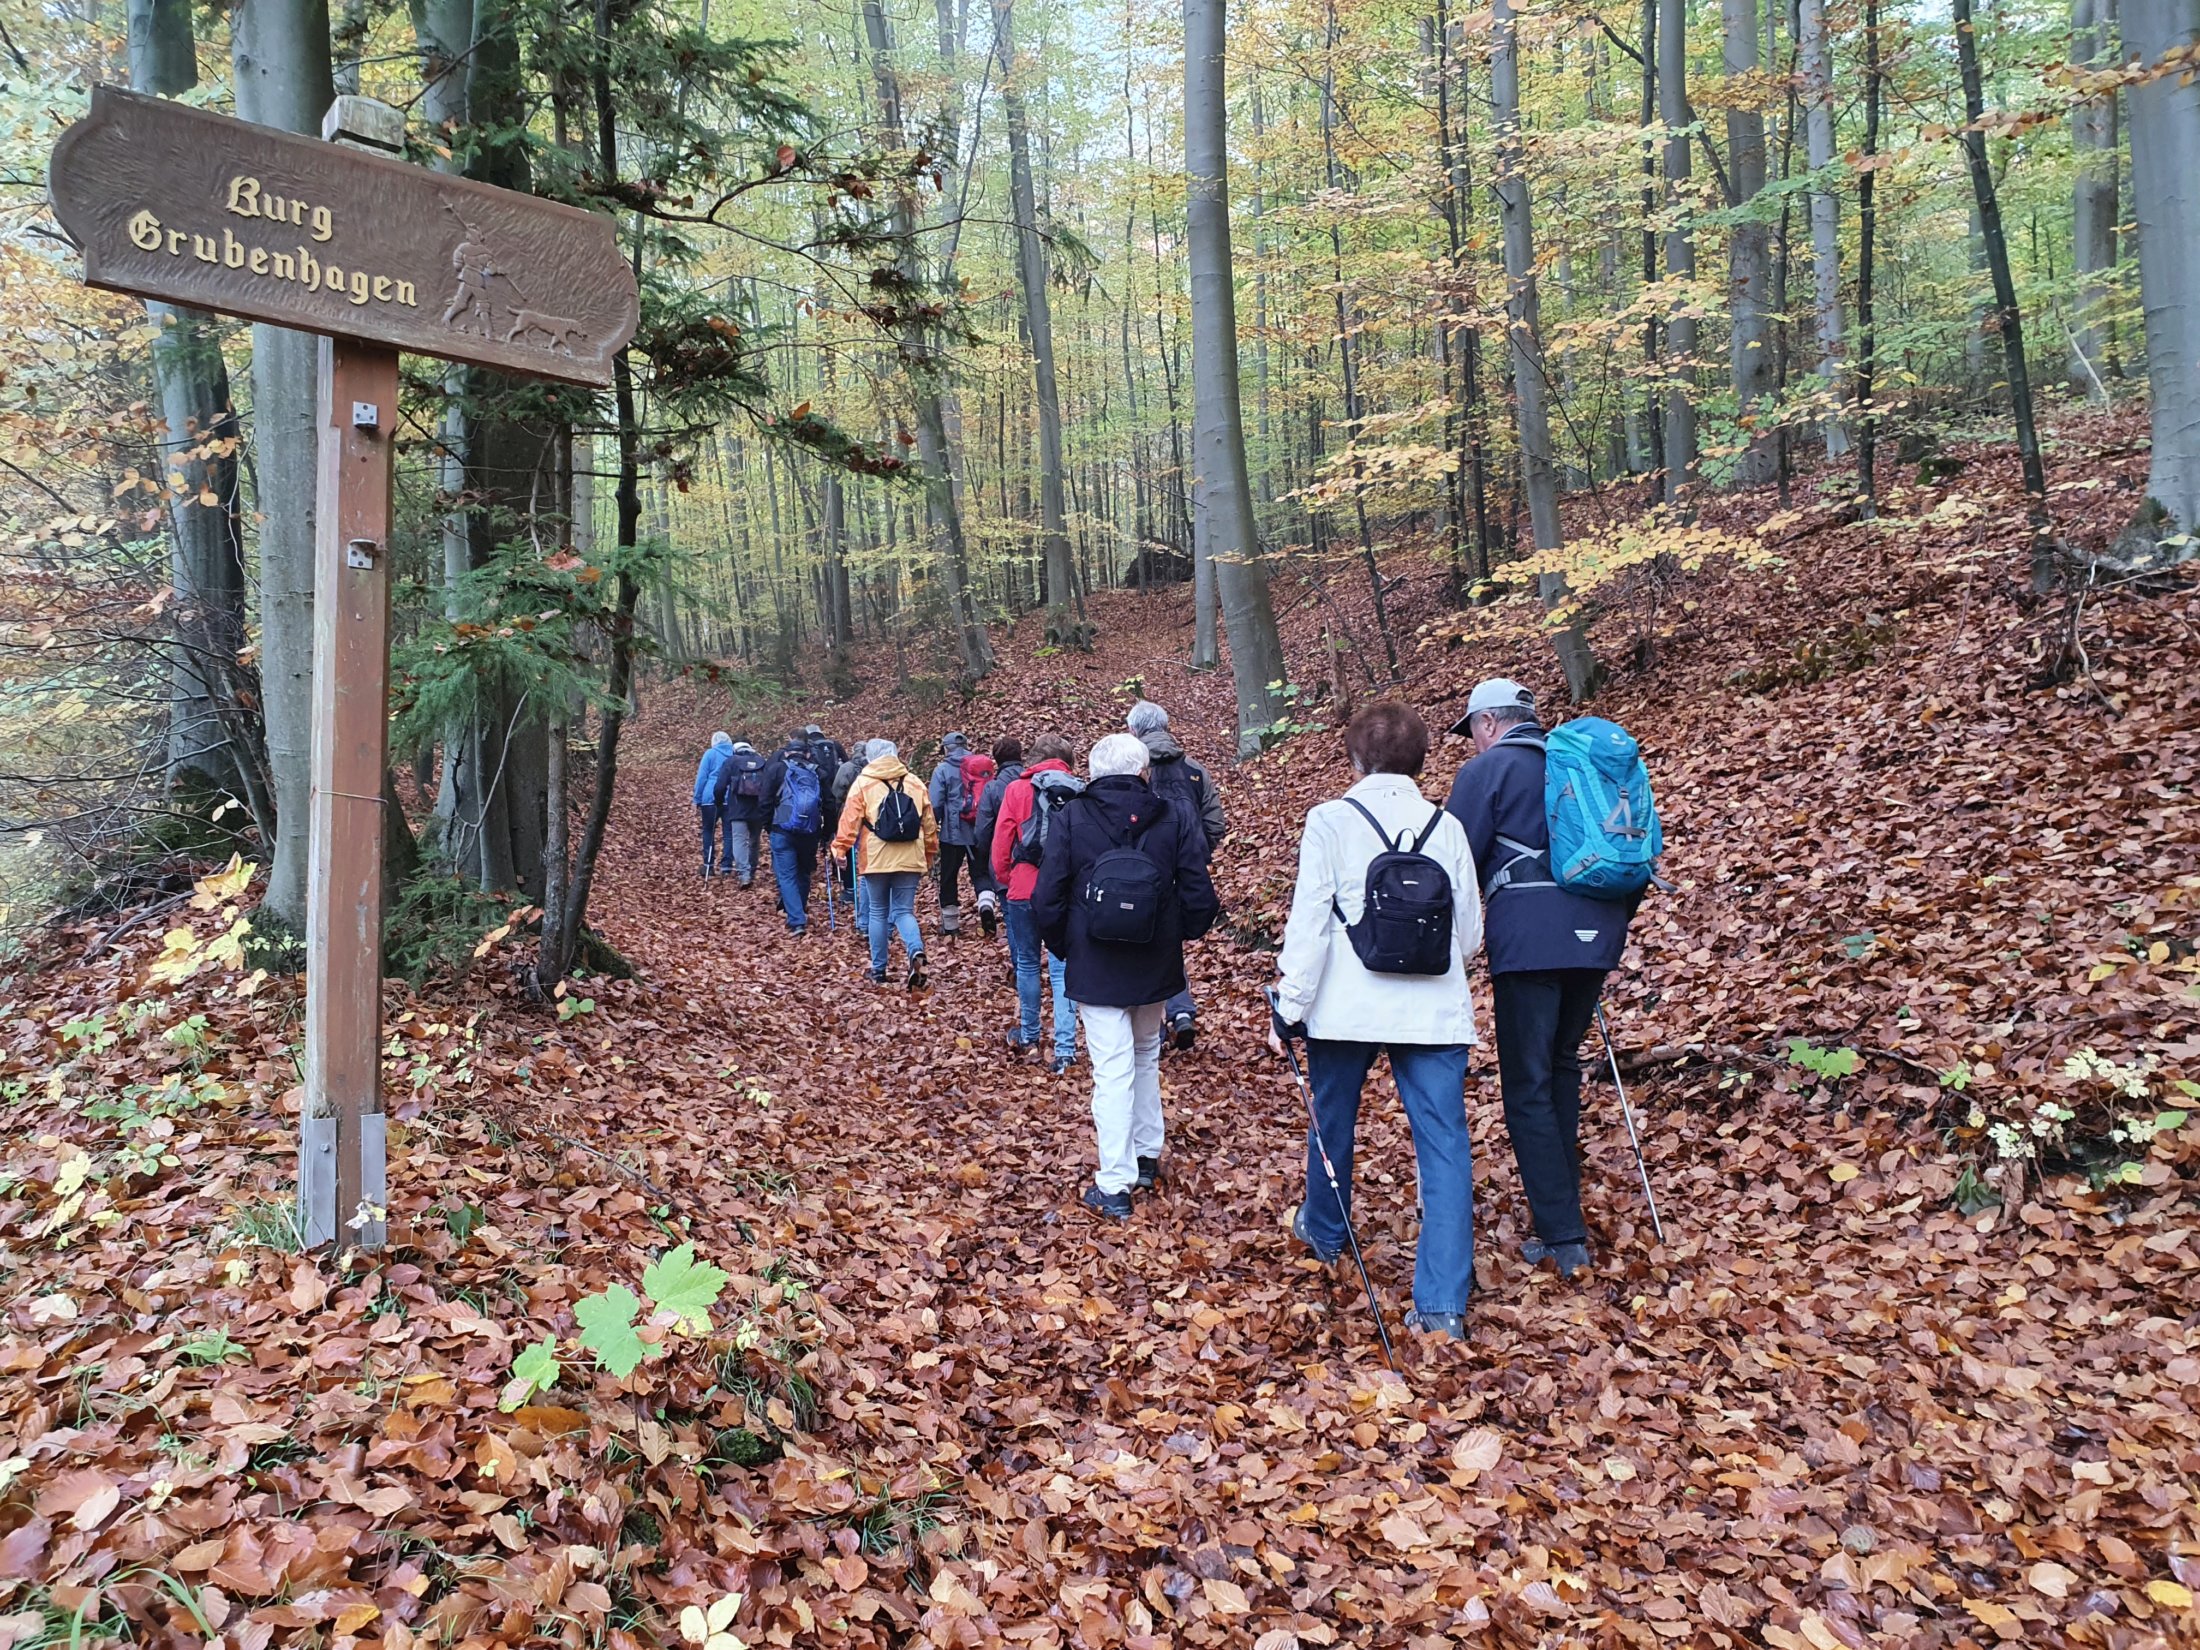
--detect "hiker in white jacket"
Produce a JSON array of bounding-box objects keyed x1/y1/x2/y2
[{"x1": 1267, "y1": 702, "x2": 1485, "y2": 1338}]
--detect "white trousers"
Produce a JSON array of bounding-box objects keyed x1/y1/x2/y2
[{"x1": 1082, "y1": 1001, "x2": 1166, "y2": 1193}]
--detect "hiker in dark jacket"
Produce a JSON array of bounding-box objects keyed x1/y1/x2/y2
[
  {"x1": 928, "y1": 731, "x2": 979, "y2": 934},
  {"x1": 1444, "y1": 678, "x2": 1635, "y2": 1279},
  {"x1": 804, "y1": 723, "x2": 847, "y2": 779},
  {"x1": 1128, "y1": 701, "x2": 1226, "y2": 1050},
  {"x1": 761, "y1": 731, "x2": 828, "y2": 933},
  {"x1": 832, "y1": 740, "x2": 872, "y2": 917},
  {"x1": 720, "y1": 739, "x2": 770, "y2": 886},
  {"x1": 969, "y1": 736, "x2": 1021, "y2": 937},
  {"x1": 693, "y1": 731, "x2": 734, "y2": 877},
  {"x1": 1034, "y1": 733, "x2": 1221, "y2": 1220}
]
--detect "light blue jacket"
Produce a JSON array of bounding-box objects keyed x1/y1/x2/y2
[{"x1": 693, "y1": 734, "x2": 733, "y2": 807}]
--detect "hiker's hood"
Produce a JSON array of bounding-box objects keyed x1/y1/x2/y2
[
  {"x1": 731, "y1": 740, "x2": 757, "y2": 753},
  {"x1": 862, "y1": 755, "x2": 912, "y2": 783},
  {"x1": 1080, "y1": 773, "x2": 1167, "y2": 835},
  {"x1": 942, "y1": 731, "x2": 971, "y2": 755},
  {"x1": 1136, "y1": 727, "x2": 1187, "y2": 762},
  {"x1": 710, "y1": 731, "x2": 732, "y2": 750}
]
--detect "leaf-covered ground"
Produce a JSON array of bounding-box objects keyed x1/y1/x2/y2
[{"x1": 1, "y1": 419, "x2": 2196, "y2": 1649}]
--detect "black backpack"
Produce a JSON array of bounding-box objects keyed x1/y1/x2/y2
[
  {"x1": 1332, "y1": 799, "x2": 1454, "y2": 975},
  {"x1": 869, "y1": 775, "x2": 922, "y2": 843},
  {"x1": 1079, "y1": 806, "x2": 1171, "y2": 946}
]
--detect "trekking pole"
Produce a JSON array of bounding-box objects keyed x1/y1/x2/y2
[
  {"x1": 824, "y1": 851, "x2": 836, "y2": 933},
  {"x1": 1267, "y1": 990, "x2": 1397, "y2": 1371},
  {"x1": 1595, "y1": 1003, "x2": 1667, "y2": 1246}
]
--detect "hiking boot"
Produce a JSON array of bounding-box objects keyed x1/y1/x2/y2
[
  {"x1": 1081, "y1": 1183, "x2": 1132, "y2": 1221},
  {"x1": 1548, "y1": 1241, "x2": 1593, "y2": 1279},
  {"x1": 1049, "y1": 1053, "x2": 1076, "y2": 1077},
  {"x1": 1135, "y1": 1155, "x2": 1162, "y2": 1192},
  {"x1": 978, "y1": 899, "x2": 998, "y2": 938},
  {"x1": 1169, "y1": 1012, "x2": 1196, "y2": 1052},
  {"x1": 866, "y1": 967, "x2": 888, "y2": 985},
  {"x1": 1403, "y1": 1309, "x2": 1467, "y2": 1340},
  {"x1": 1006, "y1": 1030, "x2": 1039, "y2": 1052},
  {"x1": 906, "y1": 952, "x2": 929, "y2": 991},
  {"x1": 1291, "y1": 1203, "x2": 1341, "y2": 1264}
]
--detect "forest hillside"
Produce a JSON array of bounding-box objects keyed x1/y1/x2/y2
[{"x1": 0, "y1": 412, "x2": 2194, "y2": 1650}]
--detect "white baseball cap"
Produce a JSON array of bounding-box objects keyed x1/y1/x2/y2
[{"x1": 1450, "y1": 678, "x2": 1536, "y2": 734}]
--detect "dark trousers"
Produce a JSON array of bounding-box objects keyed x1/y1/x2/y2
[
  {"x1": 1491, "y1": 968, "x2": 1606, "y2": 1245},
  {"x1": 938, "y1": 843, "x2": 970, "y2": 910},
  {"x1": 697, "y1": 803, "x2": 725, "y2": 868}
]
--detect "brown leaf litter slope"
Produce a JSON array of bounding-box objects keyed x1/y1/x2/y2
[{"x1": 0, "y1": 427, "x2": 2194, "y2": 1650}]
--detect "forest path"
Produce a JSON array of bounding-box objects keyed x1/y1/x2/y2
[{"x1": 576, "y1": 691, "x2": 2198, "y2": 1647}]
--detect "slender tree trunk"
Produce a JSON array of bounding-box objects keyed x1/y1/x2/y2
[
  {"x1": 2119, "y1": 0, "x2": 2200, "y2": 546},
  {"x1": 1492, "y1": 0, "x2": 1597, "y2": 699},
  {"x1": 2069, "y1": 0, "x2": 2119, "y2": 398},
  {"x1": 1725, "y1": 0, "x2": 1777, "y2": 485},
  {"x1": 997, "y1": 0, "x2": 1087, "y2": 646},
  {"x1": 1798, "y1": 0, "x2": 1849, "y2": 457},
  {"x1": 131, "y1": 0, "x2": 261, "y2": 818},
  {"x1": 1185, "y1": 0, "x2": 1288, "y2": 752},
  {"x1": 1954, "y1": 0, "x2": 2055, "y2": 586},
  {"x1": 1855, "y1": 0, "x2": 1881, "y2": 514},
  {"x1": 862, "y1": 0, "x2": 993, "y2": 680},
  {"x1": 231, "y1": 0, "x2": 334, "y2": 934},
  {"x1": 1658, "y1": 0, "x2": 1698, "y2": 502}
]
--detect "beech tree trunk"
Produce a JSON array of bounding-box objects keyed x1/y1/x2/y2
[
  {"x1": 2068, "y1": 0, "x2": 2118, "y2": 398},
  {"x1": 2121, "y1": 0, "x2": 2200, "y2": 546},
  {"x1": 1954, "y1": 0, "x2": 2056, "y2": 586},
  {"x1": 1185, "y1": 0, "x2": 1289, "y2": 753},
  {"x1": 1658, "y1": 0, "x2": 1698, "y2": 501},
  {"x1": 1492, "y1": 0, "x2": 1598, "y2": 700},
  {"x1": 996, "y1": 0, "x2": 1087, "y2": 645},
  {"x1": 130, "y1": 0, "x2": 260, "y2": 818},
  {"x1": 1725, "y1": 0, "x2": 1776, "y2": 486},
  {"x1": 1798, "y1": 0, "x2": 1849, "y2": 458},
  {"x1": 862, "y1": 0, "x2": 993, "y2": 681},
  {"x1": 231, "y1": 0, "x2": 334, "y2": 933}
]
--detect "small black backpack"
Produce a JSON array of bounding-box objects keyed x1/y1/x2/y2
[
  {"x1": 869, "y1": 775, "x2": 922, "y2": 843},
  {"x1": 1079, "y1": 807, "x2": 1170, "y2": 946},
  {"x1": 1333, "y1": 799, "x2": 1454, "y2": 975}
]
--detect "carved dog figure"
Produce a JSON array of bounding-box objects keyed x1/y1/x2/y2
[{"x1": 504, "y1": 309, "x2": 588, "y2": 354}]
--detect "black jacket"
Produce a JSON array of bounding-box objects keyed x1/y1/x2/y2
[
  {"x1": 1033, "y1": 775, "x2": 1220, "y2": 1008},
  {"x1": 1443, "y1": 725, "x2": 1631, "y2": 976}
]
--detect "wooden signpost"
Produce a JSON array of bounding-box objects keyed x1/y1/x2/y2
[{"x1": 50, "y1": 87, "x2": 639, "y2": 1249}]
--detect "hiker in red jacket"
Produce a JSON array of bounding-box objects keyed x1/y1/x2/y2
[{"x1": 990, "y1": 732, "x2": 1082, "y2": 1073}]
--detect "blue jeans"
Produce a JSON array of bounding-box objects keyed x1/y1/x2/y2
[
  {"x1": 1004, "y1": 899, "x2": 1077, "y2": 1059},
  {"x1": 725, "y1": 818, "x2": 760, "y2": 878},
  {"x1": 1300, "y1": 1040, "x2": 1475, "y2": 1315},
  {"x1": 770, "y1": 829, "x2": 817, "y2": 929},
  {"x1": 861, "y1": 871, "x2": 923, "y2": 974},
  {"x1": 697, "y1": 803, "x2": 725, "y2": 869}
]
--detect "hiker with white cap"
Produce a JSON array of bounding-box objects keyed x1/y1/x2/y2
[{"x1": 1445, "y1": 678, "x2": 1648, "y2": 1280}]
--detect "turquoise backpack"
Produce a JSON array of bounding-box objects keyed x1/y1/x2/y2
[{"x1": 1491, "y1": 718, "x2": 1662, "y2": 900}]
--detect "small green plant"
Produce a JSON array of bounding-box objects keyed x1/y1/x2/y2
[
  {"x1": 499, "y1": 1337, "x2": 562, "y2": 1411},
  {"x1": 1951, "y1": 1163, "x2": 2002, "y2": 1216},
  {"x1": 1256, "y1": 680, "x2": 1326, "y2": 746},
  {"x1": 1939, "y1": 1061, "x2": 1974, "y2": 1092},
  {"x1": 179, "y1": 1329, "x2": 246, "y2": 1366},
  {"x1": 506, "y1": 1241, "x2": 732, "y2": 1392},
  {"x1": 1784, "y1": 1038, "x2": 1861, "y2": 1081},
  {"x1": 555, "y1": 992, "x2": 596, "y2": 1022},
  {"x1": 442, "y1": 1202, "x2": 487, "y2": 1243},
  {"x1": 847, "y1": 1485, "x2": 956, "y2": 1557}
]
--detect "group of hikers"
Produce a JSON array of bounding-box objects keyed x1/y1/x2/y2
[{"x1": 688, "y1": 680, "x2": 1659, "y2": 1338}]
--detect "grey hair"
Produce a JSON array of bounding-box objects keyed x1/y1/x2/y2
[
  {"x1": 1089, "y1": 732, "x2": 1151, "y2": 780},
  {"x1": 1126, "y1": 699, "x2": 1169, "y2": 735},
  {"x1": 867, "y1": 738, "x2": 898, "y2": 760},
  {"x1": 1478, "y1": 706, "x2": 1538, "y2": 731}
]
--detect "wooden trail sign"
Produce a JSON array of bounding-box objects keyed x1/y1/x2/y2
[
  {"x1": 50, "y1": 89, "x2": 638, "y2": 1250},
  {"x1": 50, "y1": 86, "x2": 637, "y2": 389}
]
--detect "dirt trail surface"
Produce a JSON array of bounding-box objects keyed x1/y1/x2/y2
[{"x1": 2, "y1": 443, "x2": 2198, "y2": 1649}]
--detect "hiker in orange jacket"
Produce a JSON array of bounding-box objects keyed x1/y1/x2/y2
[{"x1": 832, "y1": 740, "x2": 939, "y2": 988}]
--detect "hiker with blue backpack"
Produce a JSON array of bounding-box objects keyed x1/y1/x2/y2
[
  {"x1": 1266, "y1": 702, "x2": 1486, "y2": 1339},
  {"x1": 1445, "y1": 678, "x2": 1661, "y2": 1280},
  {"x1": 761, "y1": 730, "x2": 828, "y2": 934}
]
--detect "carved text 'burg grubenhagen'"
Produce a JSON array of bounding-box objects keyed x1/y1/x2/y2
[{"x1": 124, "y1": 177, "x2": 419, "y2": 313}]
